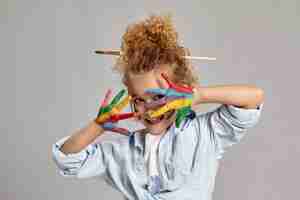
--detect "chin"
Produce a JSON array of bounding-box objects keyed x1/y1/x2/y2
[
  {"x1": 142, "y1": 113, "x2": 175, "y2": 135},
  {"x1": 138, "y1": 109, "x2": 176, "y2": 134},
  {"x1": 146, "y1": 124, "x2": 167, "y2": 135}
]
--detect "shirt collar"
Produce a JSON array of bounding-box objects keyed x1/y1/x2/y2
[
  {"x1": 129, "y1": 129, "x2": 147, "y2": 151},
  {"x1": 130, "y1": 110, "x2": 196, "y2": 146}
]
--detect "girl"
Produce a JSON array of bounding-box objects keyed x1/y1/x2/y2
[{"x1": 52, "y1": 14, "x2": 264, "y2": 200}]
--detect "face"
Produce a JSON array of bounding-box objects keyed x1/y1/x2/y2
[{"x1": 126, "y1": 65, "x2": 176, "y2": 135}]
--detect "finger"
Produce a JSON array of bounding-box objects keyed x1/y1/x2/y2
[
  {"x1": 156, "y1": 73, "x2": 170, "y2": 89},
  {"x1": 110, "y1": 127, "x2": 131, "y2": 136},
  {"x1": 165, "y1": 89, "x2": 193, "y2": 98},
  {"x1": 175, "y1": 109, "x2": 183, "y2": 128},
  {"x1": 180, "y1": 107, "x2": 193, "y2": 128},
  {"x1": 101, "y1": 89, "x2": 112, "y2": 107},
  {"x1": 109, "y1": 112, "x2": 137, "y2": 123},
  {"x1": 145, "y1": 88, "x2": 193, "y2": 98},
  {"x1": 114, "y1": 95, "x2": 131, "y2": 112},
  {"x1": 97, "y1": 107, "x2": 103, "y2": 118},
  {"x1": 101, "y1": 122, "x2": 116, "y2": 130},
  {"x1": 160, "y1": 73, "x2": 172, "y2": 88},
  {"x1": 175, "y1": 107, "x2": 191, "y2": 128},
  {"x1": 97, "y1": 108, "x2": 136, "y2": 125},
  {"x1": 102, "y1": 122, "x2": 131, "y2": 136},
  {"x1": 180, "y1": 106, "x2": 192, "y2": 117},
  {"x1": 97, "y1": 89, "x2": 113, "y2": 117},
  {"x1": 144, "y1": 97, "x2": 168, "y2": 110},
  {"x1": 101, "y1": 89, "x2": 126, "y2": 115},
  {"x1": 144, "y1": 88, "x2": 168, "y2": 96},
  {"x1": 161, "y1": 73, "x2": 193, "y2": 93},
  {"x1": 147, "y1": 98, "x2": 193, "y2": 118},
  {"x1": 110, "y1": 89, "x2": 126, "y2": 108},
  {"x1": 144, "y1": 96, "x2": 180, "y2": 110},
  {"x1": 147, "y1": 103, "x2": 172, "y2": 118},
  {"x1": 176, "y1": 114, "x2": 185, "y2": 128}
]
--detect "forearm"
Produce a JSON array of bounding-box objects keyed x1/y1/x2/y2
[
  {"x1": 192, "y1": 84, "x2": 264, "y2": 109},
  {"x1": 60, "y1": 121, "x2": 105, "y2": 154}
]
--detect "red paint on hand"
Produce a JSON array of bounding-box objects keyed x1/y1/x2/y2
[{"x1": 161, "y1": 73, "x2": 193, "y2": 93}]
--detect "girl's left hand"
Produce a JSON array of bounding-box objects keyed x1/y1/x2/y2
[{"x1": 144, "y1": 73, "x2": 196, "y2": 128}]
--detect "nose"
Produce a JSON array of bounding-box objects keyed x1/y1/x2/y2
[{"x1": 134, "y1": 104, "x2": 156, "y2": 120}]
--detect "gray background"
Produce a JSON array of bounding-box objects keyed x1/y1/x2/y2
[{"x1": 3, "y1": 0, "x2": 299, "y2": 199}]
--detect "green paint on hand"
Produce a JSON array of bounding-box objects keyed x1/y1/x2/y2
[{"x1": 110, "y1": 89, "x2": 126, "y2": 108}]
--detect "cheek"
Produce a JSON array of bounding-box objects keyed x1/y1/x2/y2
[{"x1": 130, "y1": 104, "x2": 145, "y2": 121}]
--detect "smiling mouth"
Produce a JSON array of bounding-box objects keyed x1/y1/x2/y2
[{"x1": 144, "y1": 110, "x2": 175, "y2": 125}]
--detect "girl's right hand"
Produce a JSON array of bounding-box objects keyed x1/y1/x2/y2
[{"x1": 94, "y1": 89, "x2": 138, "y2": 136}]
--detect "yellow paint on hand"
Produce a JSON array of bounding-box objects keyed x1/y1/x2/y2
[{"x1": 147, "y1": 98, "x2": 192, "y2": 118}]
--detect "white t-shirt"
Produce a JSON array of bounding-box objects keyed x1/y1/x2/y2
[
  {"x1": 144, "y1": 133, "x2": 163, "y2": 177},
  {"x1": 144, "y1": 133, "x2": 164, "y2": 194}
]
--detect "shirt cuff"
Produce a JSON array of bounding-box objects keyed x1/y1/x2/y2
[
  {"x1": 225, "y1": 102, "x2": 264, "y2": 125},
  {"x1": 52, "y1": 136, "x2": 96, "y2": 177}
]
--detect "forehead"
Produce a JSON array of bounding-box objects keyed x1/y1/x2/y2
[
  {"x1": 126, "y1": 65, "x2": 174, "y2": 98},
  {"x1": 126, "y1": 71, "x2": 159, "y2": 97}
]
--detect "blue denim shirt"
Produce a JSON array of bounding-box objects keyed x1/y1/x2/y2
[{"x1": 52, "y1": 103, "x2": 263, "y2": 200}]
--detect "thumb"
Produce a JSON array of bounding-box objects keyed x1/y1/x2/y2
[{"x1": 156, "y1": 73, "x2": 170, "y2": 89}]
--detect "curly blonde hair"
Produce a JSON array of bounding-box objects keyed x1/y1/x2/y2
[{"x1": 113, "y1": 13, "x2": 200, "y2": 87}]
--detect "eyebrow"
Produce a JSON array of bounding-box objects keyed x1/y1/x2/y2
[{"x1": 131, "y1": 93, "x2": 163, "y2": 101}]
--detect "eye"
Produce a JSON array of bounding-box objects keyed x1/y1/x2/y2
[
  {"x1": 152, "y1": 94, "x2": 165, "y2": 101},
  {"x1": 133, "y1": 98, "x2": 145, "y2": 104}
]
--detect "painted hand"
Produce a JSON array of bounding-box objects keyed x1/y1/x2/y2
[
  {"x1": 144, "y1": 73, "x2": 196, "y2": 128},
  {"x1": 94, "y1": 89, "x2": 138, "y2": 136}
]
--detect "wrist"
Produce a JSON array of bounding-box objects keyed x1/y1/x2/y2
[
  {"x1": 192, "y1": 86, "x2": 207, "y2": 106},
  {"x1": 93, "y1": 118, "x2": 105, "y2": 132}
]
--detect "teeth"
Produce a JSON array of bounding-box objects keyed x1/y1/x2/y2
[
  {"x1": 144, "y1": 110, "x2": 176, "y2": 124},
  {"x1": 146, "y1": 115, "x2": 164, "y2": 124}
]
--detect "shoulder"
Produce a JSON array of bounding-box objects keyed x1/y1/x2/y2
[
  {"x1": 186, "y1": 110, "x2": 216, "y2": 143},
  {"x1": 173, "y1": 116, "x2": 201, "y2": 148}
]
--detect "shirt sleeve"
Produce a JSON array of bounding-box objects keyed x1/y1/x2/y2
[
  {"x1": 199, "y1": 102, "x2": 264, "y2": 159},
  {"x1": 52, "y1": 136, "x2": 107, "y2": 179}
]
